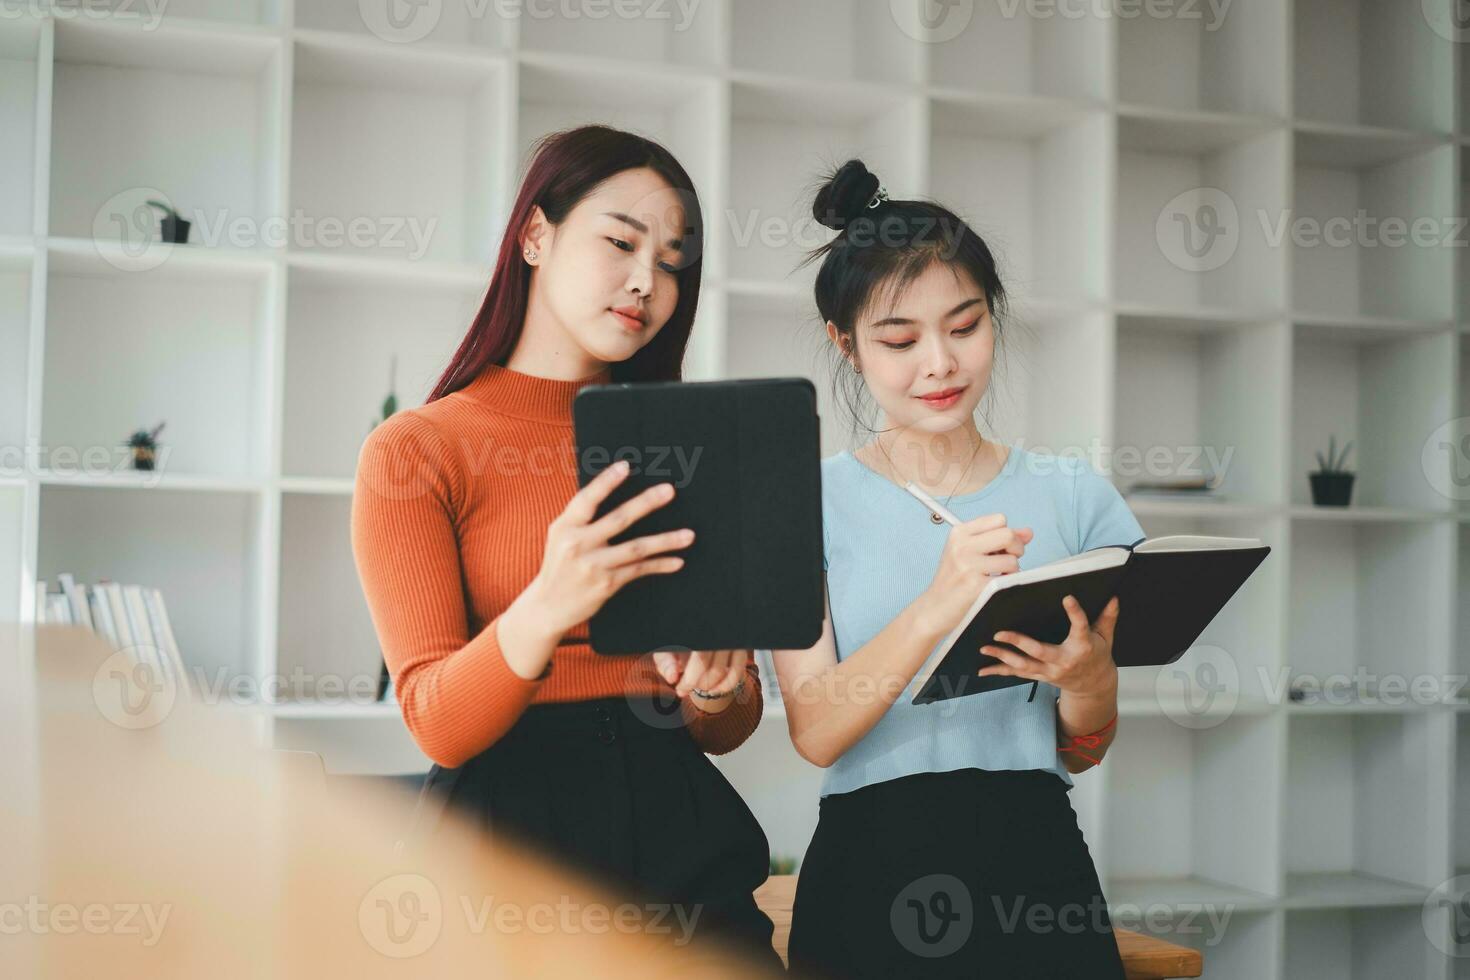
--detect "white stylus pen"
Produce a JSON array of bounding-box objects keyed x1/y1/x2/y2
[{"x1": 903, "y1": 481, "x2": 962, "y2": 526}]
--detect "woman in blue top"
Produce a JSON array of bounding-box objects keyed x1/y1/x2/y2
[{"x1": 775, "y1": 160, "x2": 1143, "y2": 979}]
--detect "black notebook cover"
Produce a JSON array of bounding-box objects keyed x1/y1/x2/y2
[
  {"x1": 911, "y1": 540, "x2": 1271, "y2": 704},
  {"x1": 572, "y1": 377, "x2": 824, "y2": 655}
]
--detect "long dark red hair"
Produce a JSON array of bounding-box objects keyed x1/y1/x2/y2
[{"x1": 426, "y1": 125, "x2": 704, "y2": 403}]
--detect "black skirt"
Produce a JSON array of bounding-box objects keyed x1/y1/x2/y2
[
  {"x1": 407, "y1": 695, "x2": 784, "y2": 974},
  {"x1": 788, "y1": 767, "x2": 1127, "y2": 980}
]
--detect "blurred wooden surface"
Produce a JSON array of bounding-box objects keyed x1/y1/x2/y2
[{"x1": 2, "y1": 626, "x2": 780, "y2": 978}]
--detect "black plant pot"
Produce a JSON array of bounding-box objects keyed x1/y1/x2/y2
[
  {"x1": 160, "y1": 215, "x2": 190, "y2": 244},
  {"x1": 1309, "y1": 471, "x2": 1354, "y2": 507},
  {"x1": 132, "y1": 447, "x2": 156, "y2": 471}
]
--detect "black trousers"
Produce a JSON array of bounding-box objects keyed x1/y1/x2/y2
[
  {"x1": 788, "y1": 767, "x2": 1127, "y2": 980},
  {"x1": 410, "y1": 695, "x2": 784, "y2": 974}
]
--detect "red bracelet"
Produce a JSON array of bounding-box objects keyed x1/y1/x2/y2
[{"x1": 1058, "y1": 711, "x2": 1118, "y2": 766}]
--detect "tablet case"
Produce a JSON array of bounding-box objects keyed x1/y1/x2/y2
[{"x1": 572, "y1": 377, "x2": 825, "y2": 655}]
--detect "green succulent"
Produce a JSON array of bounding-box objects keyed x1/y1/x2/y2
[{"x1": 1313, "y1": 434, "x2": 1353, "y2": 475}]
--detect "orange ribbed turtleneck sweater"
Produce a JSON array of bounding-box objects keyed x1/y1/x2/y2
[{"x1": 350, "y1": 362, "x2": 764, "y2": 768}]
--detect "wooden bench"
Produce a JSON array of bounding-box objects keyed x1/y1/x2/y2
[{"x1": 754, "y1": 875, "x2": 1203, "y2": 979}]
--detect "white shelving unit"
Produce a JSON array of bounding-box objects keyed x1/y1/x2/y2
[{"x1": 4, "y1": 3, "x2": 1466, "y2": 975}]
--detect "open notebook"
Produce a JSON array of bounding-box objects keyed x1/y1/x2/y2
[{"x1": 911, "y1": 535, "x2": 1271, "y2": 705}]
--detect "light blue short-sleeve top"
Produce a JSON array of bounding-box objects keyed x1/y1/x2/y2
[{"x1": 817, "y1": 443, "x2": 1146, "y2": 798}]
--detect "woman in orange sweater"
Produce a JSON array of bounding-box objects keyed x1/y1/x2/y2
[{"x1": 350, "y1": 125, "x2": 780, "y2": 971}]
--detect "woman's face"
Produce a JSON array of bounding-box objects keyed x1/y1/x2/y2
[
  {"x1": 523, "y1": 166, "x2": 688, "y2": 364},
  {"x1": 829, "y1": 261, "x2": 995, "y2": 434}
]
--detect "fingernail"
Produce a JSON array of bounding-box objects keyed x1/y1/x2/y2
[{"x1": 615, "y1": 460, "x2": 629, "y2": 474}]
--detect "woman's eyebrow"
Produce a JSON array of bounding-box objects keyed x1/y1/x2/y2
[
  {"x1": 867, "y1": 296, "x2": 987, "y2": 329},
  {"x1": 602, "y1": 211, "x2": 685, "y2": 252}
]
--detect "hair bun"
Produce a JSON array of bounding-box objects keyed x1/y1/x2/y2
[{"x1": 813, "y1": 159, "x2": 882, "y2": 232}]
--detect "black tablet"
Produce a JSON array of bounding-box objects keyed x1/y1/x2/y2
[{"x1": 572, "y1": 376, "x2": 824, "y2": 655}]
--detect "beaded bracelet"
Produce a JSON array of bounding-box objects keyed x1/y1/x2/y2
[
  {"x1": 1058, "y1": 711, "x2": 1118, "y2": 766},
  {"x1": 692, "y1": 677, "x2": 746, "y2": 700}
]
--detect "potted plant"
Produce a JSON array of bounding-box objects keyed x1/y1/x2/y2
[
  {"x1": 128, "y1": 422, "x2": 166, "y2": 471},
  {"x1": 145, "y1": 199, "x2": 191, "y2": 244},
  {"x1": 1309, "y1": 434, "x2": 1354, "y2": 507}
]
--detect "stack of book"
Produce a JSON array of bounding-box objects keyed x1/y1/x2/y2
[{"x1": 36, "y1": 573, "x2": 189, "y2": 693}]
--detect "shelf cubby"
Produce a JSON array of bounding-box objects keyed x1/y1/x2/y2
[
  {"x1": 1114, "y1": 316, "x2": 1287, "y2": 505},
  {"x1": 929, "y1": 97, "x2": 1107, "y2": 306},
  {"x1": 1458, "y1": 715, "x2": 1470, "y2": 874},
  {"x1": 925, "y1": 0, "x2": 1108, "y2": 101},
  {"x1": 1290, "y1": 324, "x2": 1455, "y2": 511},
  {"x1": 1463, "y1": 37, "x2": 1470, "y2": 136},
  {"x1": 1285, "y1": 711, "x2": 1440, "y2": 904},
  {"x1": 0, "y1": 248, "x2": 32, "y2": 464},
  {"x1": 275, "y1": 491, "x2": 382, "y2": 702},
  {"x1": 1100, "y1": 713, "x2": 1281, "y2": 903},
  {"x1": 0, "y1": 18, "x2": 40, "y2": 238},
  {"x1": 1452, "y1": 336, "x2": 1470, "y2": 522},
  {"x1": 1115, "y1": 113, "x2": 1287, "y2": 313},
  {"x1": 515, "y1": 60, "x2": 719, "y2": 219},
  {"x1": 518, "y1": 0, "x2": 721, "y2": 66},
  {"x1": 1461, "y1": 152, "x2": 1469, "y2": 323},
  {"x1": 41, "y1": 244, "x2": 273, "y2": 481},
  {"x1": 1293, "y1": 0, "x2": 1453, "y2": 134},
  {"x1": 1125, "y1": 511, "x2": 1285, "y2": 706},
  {"x1": 723, "y1": 78, "x2": 917, "y2": 285},
  {"x1": 1292, "y1": 131, "x2": 1455, "y2": 324},
  {"x1": 1116, "y1": 0, "x2": 1285, "y2": 117},
  {"x1": 0, "y1": 483, "x2": 23, "y2": 623},
  {"x1": 49, "y1": 17, "x2": 283, "y2": 245},
  {"x1": 727, "y1": 79, "x2": 921, "y2": 284},
  {"x1": 295, "y1": 1, "x2": 509, "y2": 49},
  {"x1": 281, "y1": 264, "x2": 479, "y2": 481},
  {"x1": 36, "y1": 483, "x2": 264, "y2": 681},
  {"x1": 1284, "y1": 908, "x2": 1435, "y2": 979},
  {"x1": 290, "y1": 37, "x2": 505, "y2": 264},
  {"x1": 730, "y1": 0, "x2": 921, "y2": 87},
  {"x1": 723, "y1": 288, "x2": 851, "y2": 456},
  {"x1": 984, "y1": 308, "x2": 1109, "y2": 456},
  {"x1": 1286, "y1": 516, "x2": 1452, "y2": 698},
  {"x1": 83, "y1": 0, "x2": 282, "y2": 26}
]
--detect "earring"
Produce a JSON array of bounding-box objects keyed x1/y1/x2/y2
[{"x1": 524, "y1": 248, "x2": 538, "y2": 261}]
